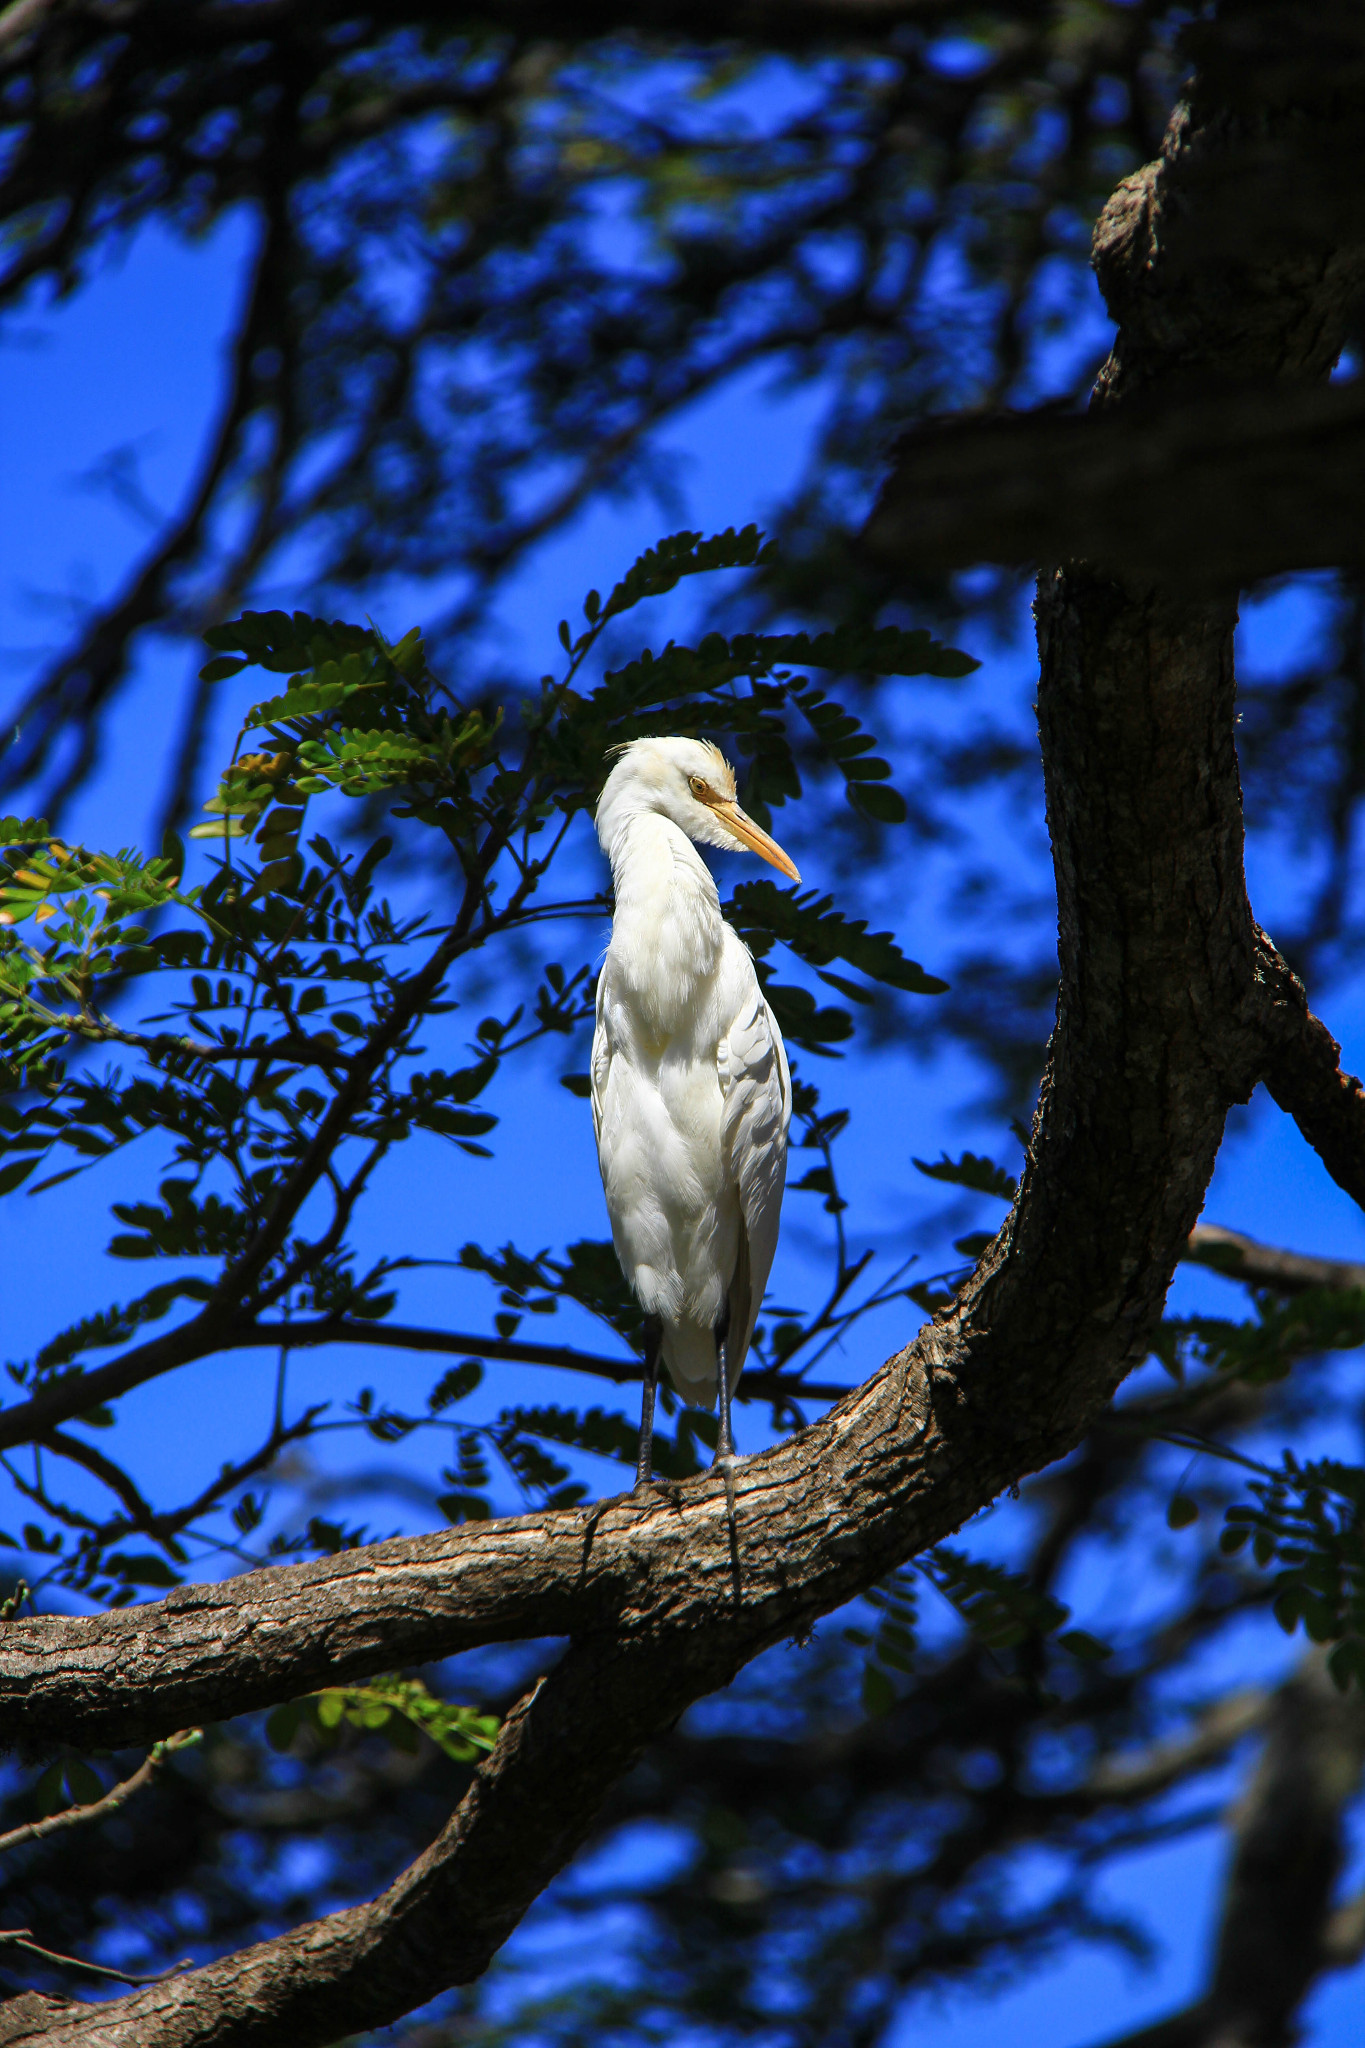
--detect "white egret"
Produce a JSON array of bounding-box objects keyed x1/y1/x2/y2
[{"x1": 590, "y1": 736, "x2": 799, "y2": 1492}]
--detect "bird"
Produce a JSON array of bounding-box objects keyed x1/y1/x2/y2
[{"x1": 590, "y1": 735, "x2": 798, "y2": 1494}]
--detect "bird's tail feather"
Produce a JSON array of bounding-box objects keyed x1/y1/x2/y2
[
  {"x1": 660, "y1": 1321, "x2": 718, "y2": 1407},
  {"x1": 725, "y1": 1217, "x2": 754, "y2": 1389}
]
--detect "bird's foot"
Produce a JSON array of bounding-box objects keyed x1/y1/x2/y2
[
  {"x1": 713, "y1": 1450, "x2": 739, "y2": 1520},
  {"x1": 711, "y1": 1453, "x2": 742, "y2": 1599}
]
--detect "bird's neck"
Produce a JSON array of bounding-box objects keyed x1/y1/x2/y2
[
  {"x1": 607, "y1": 810, "x2": 716, "y2": 900},
  {"x1": 606, "y1": 815, "x2": 726, "y2": 1037}
]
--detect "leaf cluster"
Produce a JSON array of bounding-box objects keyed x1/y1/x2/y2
[
  {"x1": 1221, "y1": 1457, "x2": 1365, "y2": 1689},
  {"x1": 266, "y1": 1675, "x2": 499, "y2": 1765},
  {"x1": 846, "y1": 1545, "x2": 1112, "y2": 1714}
]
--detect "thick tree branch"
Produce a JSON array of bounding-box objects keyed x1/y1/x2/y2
[{"x1": 863, "y1": 379, "x2": 1365, "y2": 588}]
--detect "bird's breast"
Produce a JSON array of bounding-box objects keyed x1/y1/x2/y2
[{"x1": 605, "y1": 827, "x2": 727, "y2": 1050}]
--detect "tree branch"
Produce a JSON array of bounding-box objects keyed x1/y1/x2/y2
[
  {"x1": 0, "y1": 1311, "x2": 844, "y2": 1463},
  {"x1": 0, "y1": 1730, "x2": 199, "y2": 1860},
  {"x1": 1255, "y1": 924, "x2": 1365, "y2": 1213},
  {"x1": 1184, "y1": 1224, "x2": 1365, "y2": 1294},
  {"x1": 248, "y1": 1316, "x2": 849, "y2": 1405},
  {"x1": 863, "y1": 378, "x2": 1365, "y2": 588}
]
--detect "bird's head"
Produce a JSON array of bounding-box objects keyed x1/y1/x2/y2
[
  {"x1": 595, "y1": 736, "x2": 800, "y2": 881},
  {"x1": 597, "y1": 741, "x2": 802, "y2": 884}
]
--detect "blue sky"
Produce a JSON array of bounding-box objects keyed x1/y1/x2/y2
[{"x1": 4, "y1": 209, "x2": 1365, "y2": 2044}]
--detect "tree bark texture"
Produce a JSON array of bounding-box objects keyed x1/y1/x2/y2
[{"x1": 5, "y1": 79, "x2": 1365, "y2": 2048}]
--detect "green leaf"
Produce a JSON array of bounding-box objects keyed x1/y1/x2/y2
[
  {"x1": 602, "y1": 618, "x2": 975, "y2": 698},
  {"x1": 0, "y1": 817, "x2": 52, "y2": 846},
  {"x1": 63, "y1": 1759, "x2": 105, "y2": 1805},
  {"x1": 34, "y1": 1761, "x2": 67, "y2": 1816},
  {"x1": 429, "y1": 1361, "x2": 482, "y2": 1412},
  {"x1": 600, "y1": 526, "x2": 772, "y2": 623},
  {"x1": 277, "y1": 1676, "x2": 500, "y2": 1763},
  {"x1": 850, "y1": 782, "x2": 909, "y2": 825},
  {"x1": 266, "y1": 1703, "x2": 305, "y2": 1752},
  {"x1": 1056, "y1": 1629, "x2": 1114, "y2": 1663},
  {"x1": 105, "y1": 1551, "x2": 182, "y2": 1589},
  {"x1": 925, "y1": 1546, "x2": 1067, "y2": 1649},
  {"x1": 953, "y1": 1231, "x2": 995, "y2": 1259},
  {"x1": 913, "y1": 1152, "x2": 1018, "y2": 1200},
  {"x1": 729, "y1": 881, "x2": 946, "y2": 996},
  {"x1": 861, "y1": 1662, "x2": 896, "y2": 1718}
]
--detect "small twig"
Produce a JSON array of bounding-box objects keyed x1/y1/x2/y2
[
  {"x1": 0, "y1": 1580, "x2": 32, "y2": 1623},
  {"x1": 0, "y1": 1928, "x2": 192, "y2": 1986},
  {"x1": 0, "y1": 1729, "x2": 201, "y2": 1860}
]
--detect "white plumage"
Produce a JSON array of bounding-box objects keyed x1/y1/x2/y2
[{"x1": 590, "y1": 736, "x2": 798, "y2": 1485}]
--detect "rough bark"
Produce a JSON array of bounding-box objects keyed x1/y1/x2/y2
[
  {"x1": 1260, "y1": 965, "x2": 1365, "y2": 1210},
  {"x1": 4, "y1": 66, "x2": 1365, "y2": 2048}
]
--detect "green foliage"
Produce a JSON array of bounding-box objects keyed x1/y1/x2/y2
[
  {"x1": 1143, "y1": 1277, "x2": 1365, "y2": 1690},
  {"x1": 266, "y1": 1675, "x2": 499, "y2": 1762},
  {"x1": 913, "y1": 1151, "x2": 1019, "y2": 1201},
  {"x1": 923, "y1": 1546, "x2": 1068, "y2": 1650},
  {"x1": 846, "y1": 1545, "x2": 1112, "y2": 1708},
  {"x1": 29, "y1": 1729, "x2": 201, "y2": 1821},
  {"x1": 1154, "y1": 1287, "x2": 1365, "y2": 1386},
  {"x1": 33, "y1": 1754, "x2": 106, "y2": 1819},
  {"x1": 460, "y1": 1238, "x2": 646, "y2": 1350},
  {"x1": 1219, "y1": 1458, "x2": 1365, "y2": 1689},
  {"x1": 729, "y1": 882, "x2": 947, "y2": 996},
  {"x1": 723, "y1": 882, "x2": 947, "y2": 1058},
  {"x1": 0, "y1": 529, "x2": 966, "y2": 1605},
  {"x1": 843, "y1": 1565, "x2": 920, "y2": 1716}
]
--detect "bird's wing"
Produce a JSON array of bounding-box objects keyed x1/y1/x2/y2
[
  {"x1": 589, "y1": 968, "x2": 611, "y2": 1148},
  {"x1": 719, "y1": 984, "x2": 791, "y2": 1381}
]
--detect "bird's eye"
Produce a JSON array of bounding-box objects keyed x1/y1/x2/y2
[{"x1": 689, "y1": 775, "x2": 708, "y2": 798}]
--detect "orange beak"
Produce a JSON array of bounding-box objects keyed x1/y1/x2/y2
[{"x1": 708, "y1": 798, "x2": 801, "y2": 883}]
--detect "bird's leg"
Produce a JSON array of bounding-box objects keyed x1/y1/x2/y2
[
  {"x1": 714, "y1": 1322, "x2": 737, "y2": 1465},
  {"x1": 712, "y1": 1312, "x2": 741, "y2": 1598},
  {"x1": 635, "y1": 1316, "x2": 663, "y2": 1492}
]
